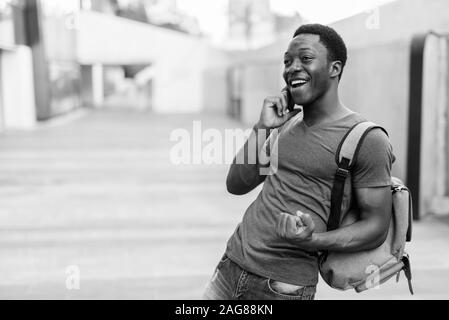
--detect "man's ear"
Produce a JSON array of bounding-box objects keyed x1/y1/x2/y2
[{"x1": 329, "y1": 61, "x2": 342, "y2": 79}]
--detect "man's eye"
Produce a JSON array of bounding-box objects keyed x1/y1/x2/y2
[
  {"x1": 302, "y1": 57, "x2": 312, "y2": 62},
  {"x1": 284, "y1": 60, "x2": 291, "y2": 66}
]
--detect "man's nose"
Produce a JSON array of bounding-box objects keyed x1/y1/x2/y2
[{"x1": 287, "y1": 58, "x2": 303, "y2": 73}]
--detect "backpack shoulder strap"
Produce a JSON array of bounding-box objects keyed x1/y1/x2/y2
[{"x1": 327, "y1": 121, "x2": 388, "y2": 231}]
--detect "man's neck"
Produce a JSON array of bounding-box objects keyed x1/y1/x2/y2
[{"x1": 302, "y1": 86, "x2": 351, "y2": 127}]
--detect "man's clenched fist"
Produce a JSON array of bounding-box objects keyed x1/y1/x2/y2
[{"x1": 276, "y1": 210, "x2": 315, "y2": 243}]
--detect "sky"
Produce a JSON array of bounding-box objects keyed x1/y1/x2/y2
[{"x1": 177, "y1": 0, "x2": 396, "y2": 43}]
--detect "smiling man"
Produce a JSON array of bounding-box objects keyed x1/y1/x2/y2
[{"x1": 203, "y1": 24, "x2": 395, "y2": 300}]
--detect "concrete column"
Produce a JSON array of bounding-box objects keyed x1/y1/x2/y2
[
  {"x1": 446, "y1": 37, "x2": 449, "y2": 197},
  {"x1": 0, "y1": 46, "x2": 36, "y2": 129},
  {"x1": 422, "y1": 35, "x2": 449, "y2": 215},
  {"x1": 80, "y1": 65, "x2": 94, "y2": 107},
  {"x1": 92, "y1": 63, "x2": 104, "y2": 107}
]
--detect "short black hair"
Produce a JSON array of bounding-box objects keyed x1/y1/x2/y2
[{"x1": 293, "y1": 24, "x2": 347, "y2": 80}]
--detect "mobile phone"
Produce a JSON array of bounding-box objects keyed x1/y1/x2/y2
[{"x1": 281, "y1": 87, "x2": 295, "y2": 112}]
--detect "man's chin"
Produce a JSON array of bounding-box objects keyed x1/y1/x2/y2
[
  {"x1": 293, "y1": 97, "x2": 311, "y2": 106},
  {"x1": 292, "y1": 92, "x2": 316, "y2": 107}
]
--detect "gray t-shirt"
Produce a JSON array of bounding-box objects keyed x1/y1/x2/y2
[{"x1": 225, "y1": 112, "x2": 395, "y2": 286}]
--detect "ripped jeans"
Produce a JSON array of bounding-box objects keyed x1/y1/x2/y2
[{"x1": 203, "y1": 254, "x2": 316, "y2": 300}]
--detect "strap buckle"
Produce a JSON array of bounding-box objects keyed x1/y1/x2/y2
[{"x1": 336, "y1": 167, "x2": 349, "y2": 179}]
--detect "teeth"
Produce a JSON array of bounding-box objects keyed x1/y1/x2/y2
[{"x1": 291, "y1": 80, "x2": 307, "y2": 85}]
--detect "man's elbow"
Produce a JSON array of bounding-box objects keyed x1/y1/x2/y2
[
  {"x1": 226, "y1": 176, "x2": 248, "y2": 195},
  {"x1": 226, "y1": 182, "x2": 244, "y2": 195}
]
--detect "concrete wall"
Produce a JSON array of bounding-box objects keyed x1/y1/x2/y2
[
  {"x1": 76, "y1": 11, "x2": 230, "y2": 114},
  {"x1": 338, "y1": 40, "x2": 411, "y2": 179},
  {"x1": 331, "y1": 0, "x2": 449, "y2": 50},
  {"x1": 0, "y1": 20, "x2": 15, "y2": 48},
  {"x1": 202, "y1": 67, "x2": 228, "y2": 114},
  {"x1": 0, "y1": 46, "x2": 36, "y2": 129},
  {"x1": 239, "y1": 61, "x2": 285, "y2": 125}
]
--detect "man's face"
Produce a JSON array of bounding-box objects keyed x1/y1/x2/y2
[{"x1": 283, "y1": 34, "x2": 333, "y2": 106}]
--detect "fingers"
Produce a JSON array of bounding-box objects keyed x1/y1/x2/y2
[
  {"x1": 280, "y1": 92, "x2": 288, "y2": 112},
  {"x1": 278, "y1": 212, "x2": 291, "y2": 238},
  {"x1": 275, "y1": 95, "x2": 287, "y2": 117},
  {"x1": 265, "y1": 96, "x2": 287, "y2": 117},
  {"x1": 274, "y1": 99, "x2": 285, "y2": 117},
  {"x1": 299, "y1": 213, "x2": 316, "y2": 232},
  {"x1": 276, "y1": 211, "x2": 315, "y2": 241},
  {"x1": 286, "y1": 214, "x2": 299, "y2": 236},
  {"x1": 295, "y1": 211, "x2": 304, "y2": 227},
  {"x1": 277, "y1": 213, "x2": 288, "y2": 238},
  {"x1": 278, "y1": 212, "x2": 303, "y2": 239}
]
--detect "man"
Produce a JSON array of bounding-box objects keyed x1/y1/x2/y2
[{"x1": 203, "y1": 24, "x2": 394, "y2": 300}]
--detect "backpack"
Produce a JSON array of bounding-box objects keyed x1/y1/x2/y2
[{"x1": 318, "y1": 121, "x2": 414, "y2": 294}]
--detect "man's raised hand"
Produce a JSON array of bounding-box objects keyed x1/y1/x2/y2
[{"x1": 256, "y1": 92, "x2": 300, "y2": 129}]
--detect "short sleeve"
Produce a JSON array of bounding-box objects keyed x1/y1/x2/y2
[{"x1": 352, "y1": 128, "x2": 395, "y2": 188}]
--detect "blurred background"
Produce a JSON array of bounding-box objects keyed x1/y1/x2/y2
[{"x1": 1, "y1": 0, "x2": 449, "y2": 299}]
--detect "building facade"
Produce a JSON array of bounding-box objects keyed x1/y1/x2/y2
[
  {"x1": 0, "y1": 0, "x2": 225, "y2": 128},
  {"x1": 0, "y1": 0, "x2": 36, "y2": 130}
]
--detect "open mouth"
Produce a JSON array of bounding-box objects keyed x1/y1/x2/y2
[{"x1": 290, "y1": 78, "x2": 310, "y2": 88}]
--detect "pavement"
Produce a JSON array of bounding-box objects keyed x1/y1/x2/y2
[{"x1": 0, "y1": 108, "x2": 448, "y2": 300}]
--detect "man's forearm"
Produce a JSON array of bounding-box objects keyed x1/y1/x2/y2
[
  {"x1": 226, "y1": 124, "x2": 272, "y2": 195},
  {"x1": 297, "y1": 218, "x2": 389, "y2": 253},
  {"x1": 284, "y1": 187, "x2": 392, "y2": 253}
]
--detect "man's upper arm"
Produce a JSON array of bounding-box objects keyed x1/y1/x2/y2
[
  {"x1": 355, "y1": 186, "x2": 391, "y2": 234},
  {"x1": 352, "y1": 128, "x2": 394, "y2": 242},
  {"x1": 352, "y1": 128, "x2": 394, "y2": 188}
]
